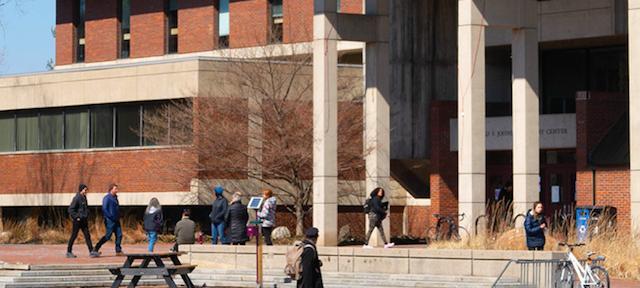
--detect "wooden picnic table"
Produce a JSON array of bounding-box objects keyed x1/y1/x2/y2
[{"x1": 108, "y1": 251, "x2": 196, "y2": 288}]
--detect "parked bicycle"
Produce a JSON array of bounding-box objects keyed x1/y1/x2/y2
[
  {"x1": 425, "y1": 213, "x2": 469, "y2": 244},
  {"x1": 555, "y1": 242, "x2": 609, "y2": 288}
]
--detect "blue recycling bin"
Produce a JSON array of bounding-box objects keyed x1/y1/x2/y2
[{"x1": 575, "y1": 206, "x2": 617, "y2": 243}]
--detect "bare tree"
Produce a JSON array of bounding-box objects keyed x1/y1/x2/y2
[{"x1": 143, "y1": 44, "x2": 364, "y2": 236}]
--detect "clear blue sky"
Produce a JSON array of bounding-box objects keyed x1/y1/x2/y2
[{"x1": 0, "y1": 1, "x2": 55, "y2": 76}]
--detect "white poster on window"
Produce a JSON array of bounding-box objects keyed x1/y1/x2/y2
[{"x1": 551, "y1": 186, "x2": 561, "y2": 203}]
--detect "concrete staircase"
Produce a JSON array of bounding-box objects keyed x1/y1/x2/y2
[{"x1": 0, "y1": 264, "x2": 517, "y2": 287}]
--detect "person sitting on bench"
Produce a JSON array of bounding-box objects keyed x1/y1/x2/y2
[{"x1": 173, "y1": 209, "x2": 196, "y2": 252}]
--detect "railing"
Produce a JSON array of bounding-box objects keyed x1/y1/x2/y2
[{"x1": 492, "y1": 259, "x2": 565, "y2": 288}]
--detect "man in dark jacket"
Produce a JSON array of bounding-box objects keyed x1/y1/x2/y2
[
  {"x1": 173, "y1": 209, "x2": 196, "y2": 252},
  {"x1": 67, "y1": 184, "x2": 97, "y2": 258},
  {"x1": 524, "y1": 201, "x2": 547, "y2": 250},
  {"x1": 363, "y1": 187, "x2": 395, "y2": 248},
  {"x1": 298, "y1": 227, "x2": 323, "y2": 288},
  {"x1": 225, "y1": 192, "x2": 249, "y2": 245},
  {"x1": 93, "y1": 184, "x2": 124, "y2": 256},
  {"x1": 209, "y1": 185, "x2": 228, "y2": 244}
]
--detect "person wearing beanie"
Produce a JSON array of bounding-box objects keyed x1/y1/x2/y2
[
  {"x1": 208, "y1": 185, "x2": 229, "y2": 244},
  {"x1": 298, "y1": 227, "x2": 323, "y2": 288},
  {"x1": 67, "y1": 184, "x2": 97, "y2": 258}
]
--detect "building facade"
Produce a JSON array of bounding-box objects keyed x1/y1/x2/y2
[{"x1": 0, "y1": 0, "x2": 638, "y2": 244}]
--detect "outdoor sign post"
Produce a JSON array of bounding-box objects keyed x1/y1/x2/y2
[{"x1": 248, "y1": 196, "x2": 264, "y2": 288}]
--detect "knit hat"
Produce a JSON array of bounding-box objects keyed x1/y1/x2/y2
[
  {"x1": 305, "y1": 227, "x2": 319, "y2": 238},
  {"x1": 214, "y1": 185, "x2": 224, "y2": 195},
  {"x1": 78, "y1": 184, "x2": 88, "y2": 192}
]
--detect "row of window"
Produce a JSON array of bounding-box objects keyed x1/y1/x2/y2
[
  {"x1": 71, "y1": 0, "x2": 284, "y2": 63},
  {"x1": 0, "y1": 102, "x2": 181, "y2": 153}
]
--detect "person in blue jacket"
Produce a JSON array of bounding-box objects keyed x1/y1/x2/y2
[
  {"x1": 524, "y1": 201, "x2": 547, "y2": 251},
  {"x1": 93, "y1": 184, "x2": 124, "y2": 256}
]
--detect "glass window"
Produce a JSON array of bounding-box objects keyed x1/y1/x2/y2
[
  {"x1": 218, "y1": 0, "x2": 229, "y2": 36},
  {"x1": 541, "y1": 49, "x2": 587, "y2": 114},
  {"x1": 39, "y1": 110, "x2": 64, "y2": 150},
  {"x1": 116, "y1": 105, "x2": 141, "y2": 147},
  {"x1": 65, "y1": 109, "x2": 89, "y2": 149},
  {"x1": 167, "y1": 0, "x2": 178, "y2": 54},
  {"x1": 589, "y1": 47, "x2": 628, "y2": 93},
  {"x1": 91, "y1": 106, "x2": 114, "y2": 148},
  {"x1": 16, "y1": 113, "x2": 39, "y2": 151},
  {"x1": 142, "y1": 103, "x2": 168, "y2": 146},
  {"x1": 270, "y1": 0, "x2": 283, "y2": 43},
  {"x1": 75, "y1": 0, "x2": 86, "y2": 63},
  {"x1": 119, "y1": 0, "x2": 131, "y2": 58},
  {"x1": 0, "y1": 113, "x2": 15, "y2": 152}
]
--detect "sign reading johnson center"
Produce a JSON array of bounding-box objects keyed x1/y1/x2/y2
[{"x1": 449, "y1": 114, "x2": 576, "y2": 151}]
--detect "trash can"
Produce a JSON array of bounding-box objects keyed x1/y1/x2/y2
[{"x1": 575, "y1": 206, "x2": 617, "y2": 243}]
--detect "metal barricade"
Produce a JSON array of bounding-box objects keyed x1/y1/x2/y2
[{"x1": 493, "y1": 259, "x2": 565, "y2": 288}]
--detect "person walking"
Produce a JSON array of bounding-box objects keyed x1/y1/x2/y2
[
  {"x1": 93, "y1": 184, "x2": 123, "y2": 256},
  {"x1": 225, "y1": 192, "x2": 249, "y2": 245},
  {"x1": 173, "y1": 209, "x2": 196, "y2": 252},
  {"x1": 257, "y1": 189, "x2": 277, "y2": 246},
  {"x1": 524, "y1": 201, "x2": 547, "y2": 251},
  {"x1": 363, "y1": 187, "x2": 395, "y2": 249},
  {"x1": 67, "y1": 184, "x2": 98, "y2": 258},
  {"x1": 209, "y1": 185, "x2": 228, "y2": 245},
  {"x1": 143, "y1": 198, "x2": 163, "y2": 252},
  {"x1": 297, "y1": 227, "x2": 323, "y2": 288}
]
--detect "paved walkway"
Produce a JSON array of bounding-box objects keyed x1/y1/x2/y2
[{"x1": 0, "y1": 244, "x2": 638, "y2": 287}]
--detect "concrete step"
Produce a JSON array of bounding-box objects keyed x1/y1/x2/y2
[{"x1": 4, "y1": 279, "x2": 167, "y2": 288}]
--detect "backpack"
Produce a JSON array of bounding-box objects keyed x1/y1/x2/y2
[
  {"x1": 284, "y1": 241, "x2": 314, "y2": 280},
  {"x1": 363, "y1": 198, "x2": 372, "y2": 214}
]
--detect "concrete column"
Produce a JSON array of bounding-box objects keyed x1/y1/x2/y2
[
  {"x1": 313, "y1": 0, "x2": 339, "y2": 246},
  {"x1": 512, "y1": 0, "x2": 540, "y2": 225},
  {"x1": 457, "y1": 0, "x2": 486, "y2": 232},
  {"x1": 364, "y1": 0, "x2": 391, "y2": 246},
  {"x1": 629, "y1": 0, "x2": 640, "y2": 236}
]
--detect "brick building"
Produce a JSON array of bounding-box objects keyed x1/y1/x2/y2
[{"x1": 0, "y1": 0, "x2": 638, "y2": 244}]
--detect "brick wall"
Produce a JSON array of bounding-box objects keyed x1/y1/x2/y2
[
  {"x1": 229, "y1": 0, "x2": 268, "y2": 48},
  {"x1": 283, "y1": 0, "x2": 312, "y2": 43},
  {"x1": 56, "y1": 0, "x2": 74, "y2": 65},
  {"x1": 85, "y1": 0, "x2": 119, "y2": 62},
  {"x1": 575, "y1": 91, "x2": 630, "y2": 232},
  {"x1": 429, "y1": 101, "x2": 459, "y2": 218},
  {"x1": 0, "y1": 148, "x2": 193, "y2": 195},
  {"x1": 179, "y1": 0, "x2": 218, "y2": 53},
  {"x1": 340, "y1": 0, "x2": 363, "y2": 14},
  {"x1": 406, "y1": 205, "x2": 431, "y2": 237},
  {"x1": 130, "y1": 0, "x2": 166, "y2": 58}
]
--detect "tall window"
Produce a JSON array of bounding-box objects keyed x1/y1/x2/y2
[
  {"x1": 74, "y1": 0, "x2": 86, "y2": 63},
  {"x1": 0, "y1": 113, "x2": 15, "y2": 152},
  {"x1": 119, "y1": 0, "x2": 131, "y2": 58},
  {"x1": 218, "y1": 0, "x2": 229, "y2": 48},
  {"x1": 65, "y1": 109, "x2": 89, "y2": 149},
  {"x1": 166, "y1": 0, "x2": 178, "y2": 54},
  {"x1": 91, "y1": 106, "x2": 114, "y2": 148},
  {"x1": 16, "y1": 113, "x2": 39, "y2": 151},
  {"x1": 39, "y1": 110, "x2": 64, "y2": 150},
  {"x1": 116, "y1": 105, "x2": 141, "y2": 147},
  {"x1": 269, "y1": 0, "x2": 283, "y2": 43}
]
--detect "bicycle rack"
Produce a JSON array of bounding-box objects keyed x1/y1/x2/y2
[{"x1": 492, "y1": 259, "x2": 565, "y2": 288}]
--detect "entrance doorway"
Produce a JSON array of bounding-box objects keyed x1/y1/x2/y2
[{"x1": 540, "y1": 150, "x2": 576, "y2": 216}]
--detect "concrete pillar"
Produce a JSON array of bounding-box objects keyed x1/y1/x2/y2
[
  {"x1": 312, "y1": 0, "x2": 339, "y2": 246},
  {"x1": 629, "y1": 0, "x2": 640, "y2": 236},
  {"x1": 512, "y1": 0, "x2": 540, "y2": 225},
  {"x1": 364, "y1": 0, "x2": 391, "y2": 246},
  {"x1": 457, "y1": 0, "x2": 486, "y2": 232}
]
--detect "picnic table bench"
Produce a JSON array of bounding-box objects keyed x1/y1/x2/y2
[{"x1": 108, "y1": 251, "x2": 196, "y2": 288}]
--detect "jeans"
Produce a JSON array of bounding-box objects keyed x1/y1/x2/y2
[
  {"x1": 94, "y1": 219, "x2": 123, "y2": 253},
  {"x1": 67, "y1": 218, "x2": 93, "y2": 253},
  {"x1": 261, "y1": 226, "x2": 273, "y2": 246},
  {"x1": 211, "y1": 222, "x2": 227, "y2": 244},
  {"x1": 147, "y1": 231, "x2": 158, "y2": 252},
  {"x1": 528, "y1": 246, "x2": 543, "y2": 251},
  {"x1": 364, "y1": 213, "x2": 387, "y2": 245}
]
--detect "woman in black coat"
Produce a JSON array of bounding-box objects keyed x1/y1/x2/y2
[{"x1": 225, "y1": 192, "x2": 249, "y2": 245}]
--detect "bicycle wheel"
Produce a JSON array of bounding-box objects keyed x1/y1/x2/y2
[
  {"x1": 554, "y1": 263, "x2": 574, "y2": 288},
  {"x1": 425, "y1": 226, "x2": 438, "y2": 245},
  {"x1": 590, "y1": 266, "x2": 610, "y2": 288},
  {"x1": 451, "y1": 226, "x2": 470, "y2": 242}
]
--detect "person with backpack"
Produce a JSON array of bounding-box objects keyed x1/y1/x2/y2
[
  {"x1": 209, "y1": 185, "x2": 229, "y2": 245},
  {"x1": 363, "y1": 187, "x2": 395, "y2": 249},
  {"x1": 257, "y1": 189, "x2": 277, "y2": 245},
  {"x1": 225, "y1": 192, "x2": 249, "y2": 245},
  {"x1": 285, "y1": 227, "x2": 323, "y2": 288},
  {"x1": 143, "y1": 197, "x2": 163, "y2": 252},
  {"x1": 66, "y1": 184, "x2": 98, "y2": 258},
  {"x1": 524, "y1": 201, "x2": 547, "y2": 250}
]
